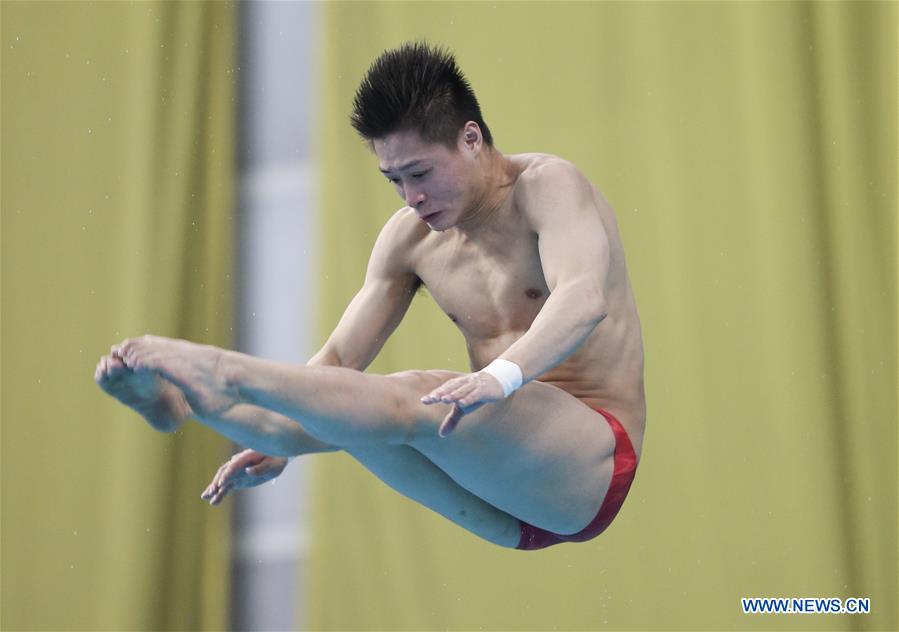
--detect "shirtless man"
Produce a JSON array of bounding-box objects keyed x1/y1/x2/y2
[{"x1": 95, "y1": 43, "x2": 645, "y2": 550}]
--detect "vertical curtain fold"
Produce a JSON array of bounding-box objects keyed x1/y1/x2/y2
[{"x1": 2, "y1": 2, "x2": 237, "y2": 629}]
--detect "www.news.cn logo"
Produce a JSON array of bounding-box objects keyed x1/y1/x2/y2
[{"x1": 741, "y1": 597, "x2": 870, "y2": 614}]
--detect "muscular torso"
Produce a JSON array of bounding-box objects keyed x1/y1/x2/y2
[{"x1": 403, "y1": 153, "x2": 646, "y2": 457}]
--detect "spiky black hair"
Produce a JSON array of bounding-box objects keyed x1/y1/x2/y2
[{"x1": 350, "y1": 42, "x2": 493, "y2": 148}]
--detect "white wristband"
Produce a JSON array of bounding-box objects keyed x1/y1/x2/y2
[{"x1": 480, "y1": 359, "x2": 523, "y2": 398}]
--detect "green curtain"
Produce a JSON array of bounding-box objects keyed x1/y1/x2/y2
[
  {"x1": 2, "y1": 2, "x2": 236, "y2": 630},
  {"x1": 311, "y1": 2, "x2": 896, "y2": 630}
]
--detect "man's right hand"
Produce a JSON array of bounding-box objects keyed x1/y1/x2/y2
[{"x1": 201, "y1": 449, "x2": 289, "y2": 506}]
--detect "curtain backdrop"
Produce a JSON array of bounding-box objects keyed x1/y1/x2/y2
[
  {"x1": 2, "y1": 2, "x2": 236, "y2": 630},
  {"x1": 310, "y1": 2, "x2": 896, "y2": 630}
]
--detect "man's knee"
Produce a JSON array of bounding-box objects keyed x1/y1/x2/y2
[{"x1": 382, "y1": 369, "x2": 461, "y2": 441}]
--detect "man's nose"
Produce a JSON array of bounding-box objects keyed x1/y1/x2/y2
[{"x1": 404, "y1": 187, "x2": 426, "y2": 208}]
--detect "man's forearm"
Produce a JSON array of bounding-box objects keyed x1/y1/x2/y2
[{"x1": 499, "y1": 281, "x2": 606, "y2": 383}]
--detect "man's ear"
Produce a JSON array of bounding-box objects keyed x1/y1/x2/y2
[{"x1": 461, "y1": 121, "x2": 483, "y2": 154}]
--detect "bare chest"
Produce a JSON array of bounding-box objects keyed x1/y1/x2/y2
[{"x1": 415, "y1": 231, "x2": 549, "y2": 341}]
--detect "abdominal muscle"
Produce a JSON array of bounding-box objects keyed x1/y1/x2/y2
[{"x1": 465, "y1": 308, "x2": 646, "y2": 460}]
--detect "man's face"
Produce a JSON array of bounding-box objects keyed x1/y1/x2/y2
[{"x1": 374, "y1": 129, "x2": 474, "y2": 231}]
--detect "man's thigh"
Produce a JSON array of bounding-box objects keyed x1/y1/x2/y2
[
  {"x1": 398, "y1": 370, "x2": 617, "y2": 535},
  {"x1": 344, "y1": 443, "x2": 521, "y2": 547}
]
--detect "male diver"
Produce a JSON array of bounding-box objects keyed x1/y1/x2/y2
[{"x1": 96, "y1": 43, "x2": 645, "y2": 550}]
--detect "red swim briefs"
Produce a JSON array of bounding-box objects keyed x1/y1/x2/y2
[{"x1": 517, "y1": 407, "x2": 638, "y2": 550}]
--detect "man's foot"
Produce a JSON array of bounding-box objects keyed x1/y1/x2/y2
[
  {"x1": 94, "y1": 353, "x2": 191, "y2": 432},
  {"x1": 114, "y1": 335, "x2": 240, "y2": 419}
]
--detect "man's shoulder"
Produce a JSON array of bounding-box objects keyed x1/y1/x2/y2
[
  {"x1": 365, "y1": 207, "x2": 430, "y2": 277},
  {"x1": 512, "y1": 154, "x2": 595, "y2": 218},
  {"x1": 371, "y1": 206, "x2": 431, "y2": 266},
  {"x1": 381, "y1": 206, "x2": 431, "y2": 244},
  {"x1": 514, "y1": 153, "x2": 591, "y2": 190}
]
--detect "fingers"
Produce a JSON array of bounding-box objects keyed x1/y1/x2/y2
[
  {"x1": 201, "y1": 457, "x2": 242, "y2": 502},
  {"x1": 209, "y1": 483, "x2": 233, "y2": 506},
  {"x1": 201, "y1": 464, "x2": 225, "y2": 500},
  {"x1": 203, "y1": 461, "x2": 232, "y2": 500},
  {"x1": 421, "y1": 373, "x2": 507, "y2": 438},
  {"x1": 202, "y1": 473, "x2": 237, "y2": 506},
  {"x1": 422, "y1": 376, "x2": 475, "y2": 405},
  {"x1": 201, "y1": 450, "x2": 283, "y2": 505},
  {"x1": 441, "y1": 381, "x2": 478, "y2": 404},
  {"x1": 241, "y1": 455, "x2": 289, "y2": 480},
  {"x1": 201, "y1": 482, "x2": 220, "y2": 502},
  {"x1": 234, "y1": 449, "x2": 268, "y2": 468},
  {"x1": 421, "y1": 376, "x2": 460, "y2": 404},
  {"x1": 437, "y1": 399, "x2": 487, "y2": 438},
  {"x1": 447, "y1": 383, "x2": 482, "y2": 408},
  {"x1": 213, "y1": 457, "x2": 244, "y2": 492},
  {"x1": 246, "y1": 462, "x2": 273, "y2": 477},
  {"x1": 438, "y1": 404, "x2": 465, "y2": 438}
]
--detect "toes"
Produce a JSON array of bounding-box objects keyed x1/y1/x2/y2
[
  {"x1": 96, "y1": 356, "x2": 116, "y2": 383},
  {"x1": 96, "y1": 347, "x2": 138, "y2": 384},
  {"x1": 118, "y1": 336, "x2": 160, "y2": 372},
  {"x1": 118, "y1": 336, "x2": 143, "y2": 360}
]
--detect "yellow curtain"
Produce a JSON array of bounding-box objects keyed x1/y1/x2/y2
[
  {"x1": 311, "y1": 2, "x2": 896, "y2": 630},
  {"x1": 2, "y1": 2, "x2": 236, "y2": 630}
]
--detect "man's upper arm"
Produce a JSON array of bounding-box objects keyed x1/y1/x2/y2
[
  {"x1": 313, "y1": 210, "x2": 421, "y2": 370},
  {"x1": 522, "y1": 161, "x2": 611, "y2": 311}
]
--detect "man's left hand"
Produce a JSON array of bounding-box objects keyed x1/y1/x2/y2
[{"x1": 421, "y1": 372, "x2": 506, "y2": 437}]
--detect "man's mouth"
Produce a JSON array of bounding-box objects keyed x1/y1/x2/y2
[{"x1": 419, "y1": 210, "x2": 442, "y2": 221}]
